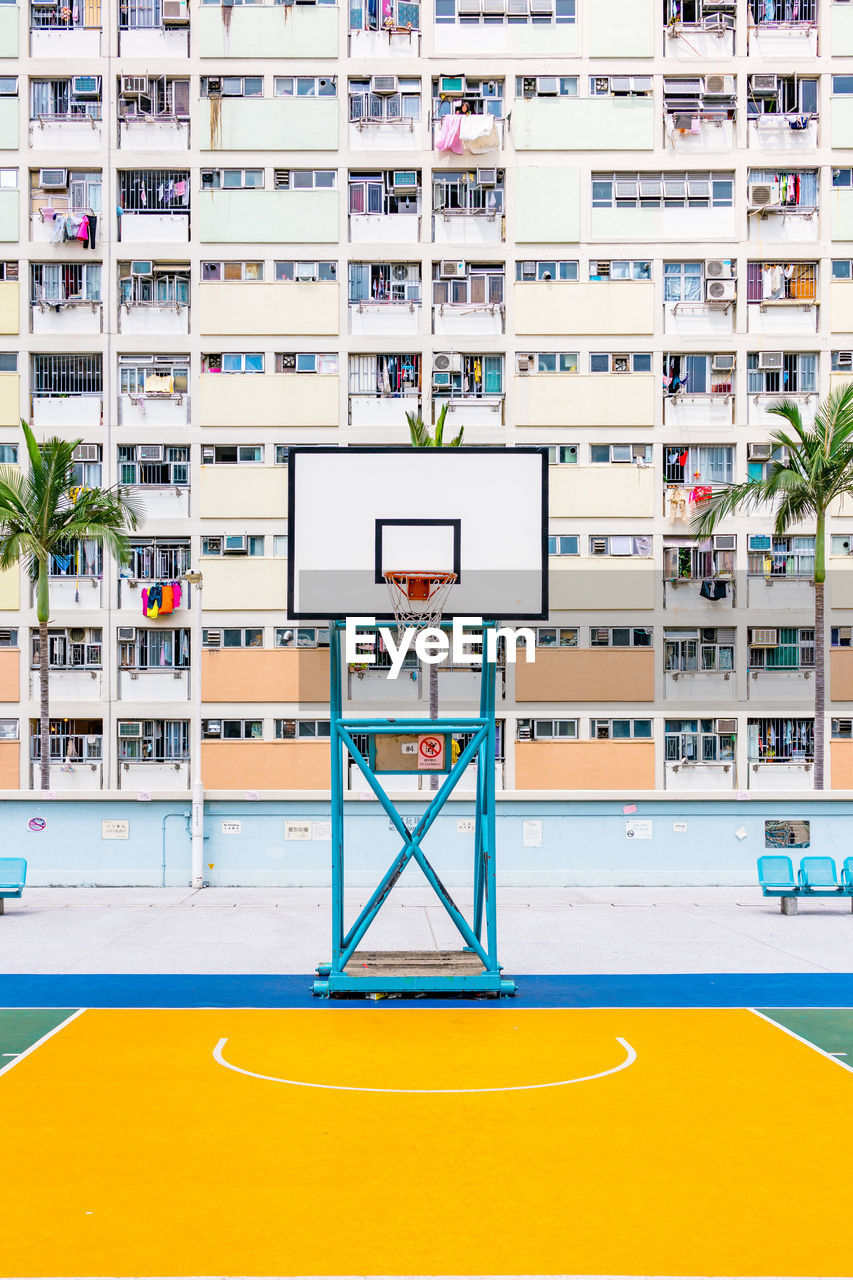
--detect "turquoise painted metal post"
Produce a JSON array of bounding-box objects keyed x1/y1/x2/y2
[
  {"x1": 483, "y1": 623, "x2": 499, "y2": 970},
  {"x1": 329, "y1": 622, "x2": 344, "y2": 972}
]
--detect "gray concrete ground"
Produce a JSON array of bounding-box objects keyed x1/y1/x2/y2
[{"x1": 0, "y1": 885, "x2": 851, "y2": 973}]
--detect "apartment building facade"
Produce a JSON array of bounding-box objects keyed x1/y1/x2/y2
[{"x1": 1, "y1": 0, "x2": 853, "y2": 796}]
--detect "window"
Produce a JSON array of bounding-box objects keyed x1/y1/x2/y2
[
  {"x1": 223, "y1": 629, "x2": 264, "y2": 648},
  {"x1": 47, "y1": 540, "x2": 102, "y2": 577},
  {"x1": 275, "y1": 719, "x2": 331, "y2": 738},
  {"x1": 203, "y1": 352, "x2": 263, "y2": 374},
  {"x1": 200, "y1": 536, "x2": 265, "y2": 557},
  {"x1": 590, "y1": 535, "x2": 652, "y2": 557},
  {"x1": 349, "y1": 262, "x2": 419, "y2": 303},
  {"x1": 117, "y1": 170, "x2": 188, "y2": 213},
  {"x1": 0, "y1": 446, "x2": 17, "y2": 465},
  {"x1": 122, "y1": 540, "x2": 189, "y2": 580},
  {"x1": 432, "y1": 354, "x2": 502, "y2": 397},
  {"x1": 31, "y1": 627, "x2": 102, "y2": 669},
  {"x1": 834, "y1": 260, "x2": 853, "y2": 281},
  {"x1": 0, "y1": 354, "x2": 16, "y2": 371},
  {"x1": 276, "y1": 261, "x2": 337, "y2": 282},
  {"x1": 275, "y1": 627, "x2": 330, "y2": 648},
  {"x1": 592, "y1": 172, "x2": 733, "y2": 209},
  {"x1": 350, "y1": 0, "x2": 420, "y2": 31},
  {"x1": 118, "y1": 628, "x2": 190, "y2": 670},
  {"x1": 535, "y1": 627, "x2": 578, "y2": 648},
  {"x1": 350, "y1": 78, "x2": 419, "y2": 121},
  {"x1": 747, "y1": 353, "x2": 817, "y2": 394},
  {"x1": 746, "y1": 262, "x2": 817, "y2": 304},
  {"x1": 117, "y1": 75, "x2": 190, "y2": 117},
  {"x1": 589, "y1": 353, "x2": 652, "y2": 373},
  {"x1": 275, "y1": 76, "x2": 337, "y2": 98},
  {"x1": 665, "y1": 719, "x2": 735, "y2": 764},
  {"x1": 348, "y1": 353, "x2": 419, "y2": 395},
  {"x1": 432, "y1": 77, "x2": 504, "y2": 119},
  {"x1": 518, "y1": 353, "x2": 578, "y2": 374},
  {"x1": 0, "y1": 262, "x2": 17, "y2": 281},
  {"x1": 273, "y1": 169, "x2": 336, "y2": 190},
  {"x1": 70, "y1": 444, "x2": 101, "y2": 487},
  {"x1": 118, "y1": 356, "x2": 188, "y2": 396},
  {"x1": 590, "y1": 628, "x2": 652, "y2": 647},
  {"x1": 591, "y1": 444, "x2": 653, "y2": 465},
  {"x1": 32, "y1": 262, "x2": 101, "y2": 305},
  {"x1": 278, "y1": 352, "x2": 338, "y2": 374},
  {"x1": 201, "y1": 261, "x2": 263, "y2": 282},
  {"x1": 591, "y1": 719, "x2": 652, "y2": 739},
  {"x1": 0, "y1": 719, "x2": 18, "y2": 741},
  {"x1": 437, "y1": 0, "x2": 575, "y2": 23},
  {"x1": 664, "y1": 354, "x2": 734, "y2": 397},
  {"x1": 201, "y1": 76, "x2": 263, "y2": 98},
  {"x1": 0, "y1": 171, "x2": 17, "y2": 189},
  {"x1": 747, "y1": 718, "x2": 814, "y2": 762},
  {"x1": 433, "y1": 172, "x2": 504, "y2": 216},
  {"x1": 748, "y1": 0, "x2": 816, "y2": 24},
  {"x1": 0, "y1": 79, "x2": 17, "y2": 96},
  {"x1": 748, "y1": 169, "x2": 817, "y2": 209},
  {"x1": 118, "y1": 262, "x2": 188, "y2": 307},
  {"x1": 663, "y1": 262, "x2": 704, "y2": 303},
  {"x1": 832, "y1": 350, "x2": 853, "y2": 372},
  {"x1": 31, "y1": 719, "x2": 102, "y2": 763},
  {"x1": 32, "y1": 354, "x2": 101, "y2": 396},
  {"x1": 833, "y1": 168, "x2": 853, "y2": 188},
  {"x1": 516, "y1": 260, "x2": 578, "y2": 282},
  {"x1": 747, "y1": 76, "x2": 818, "y2": 118},
  {"x1": 749, "y1": 627, "x2": 814, "y2": 670},
  {"x1": 832, "y1": 718, "x2": 853, "y2": 739},
  {"x1": 200, "y1": 168, "x2": 264, "y2": 190},
  {"x1": 547, "y1": 445, "x2": 578, "y2": 465},
  {"x1": 348, "y1": 171, "x2": 420, "y2": 216},
  {"x1": 747, "y1": 535, "x2": 814, "y2": 577},
  {"x1": 547, "y1": 536, "x2": 579, "y2": 556},
  {"x1": 750, "y1": 447, "x2": 791, "y2": 483},
  {"x1": 664, "y1": 445, "x2": 734, "y2": 484},
  {"x1": 589, "y1": 75, "x2": 652, "y2": 98},
  {"x1": 201, "y1": 445, "x2": 263, "y2": 465},
  {"x1": 664, "y1": 539, "x2": 734, "y2": 580},
  {"x1": 833, "y1": 626, "x2": 853, "y2": 648},
  {"x1": 517, "y1": 719, "x2": 578, "y2": 740},
  {"x1": 31, "y1": 78, "x2": 102, "y2": 120},
  {"x1": 273, "y1": 535, "x2": 287, "y2": 557},
  {"x1": 118, "y1": 720, "x2": 189, "y2": 761},
  {"x1": 432, "y1": 263, "x2": 504, "y2": 308},
  {"x1": 589, "y1": 260, "x2": 651, "y2": 280},
  {"x1": 118, "y1": 445, "x2": 189, "y2": 488},
  {"x1": 664, "y1": 628, "x2": 735, "y2": 673}
]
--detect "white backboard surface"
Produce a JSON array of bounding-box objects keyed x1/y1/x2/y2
[{"x1": 287, "y1": 447, "x2": 548, "y2": 619}]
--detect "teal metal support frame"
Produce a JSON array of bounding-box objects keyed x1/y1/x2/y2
[{"x1": 313, "y1": 620, "x2": 515, "y2": 997}]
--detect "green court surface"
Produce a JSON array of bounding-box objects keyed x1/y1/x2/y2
[
  {"x1": 758, "y1": 1007, "x2": 853, "y2": 1063},
  {"x1": 0, "y1": 1009, "x2": 77, "y2": 1066}
]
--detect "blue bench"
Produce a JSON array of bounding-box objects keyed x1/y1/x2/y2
[
  {"x1": 758, "y1": 855, "x2": 853, "y2": 915},
  {"x1": 0, "y1": 858, "x2": 26, "y2": 914}
]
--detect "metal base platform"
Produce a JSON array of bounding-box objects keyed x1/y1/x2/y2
[{"x1": 314, "y1": 950, "x2": 517, "y2": 997}]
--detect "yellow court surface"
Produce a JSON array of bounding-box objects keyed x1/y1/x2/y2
[{"x1": 2, "y1": 1005, "x2": 852, "y2": 1278}]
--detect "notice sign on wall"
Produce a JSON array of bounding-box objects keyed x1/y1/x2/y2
[
  {"x1": 221, "y1": 820, "x2": 242, "y2": 836},
  {"x1": 522, "y1": 819, "x2": 543, "y2": 848},
  {"x1": 418, "y1": 733, "x2": 445, "y2": 770},
  {"x1": 285, "y1": 821, "x2": 312, "y2": 841},
  {"x1": 102, "y1": 820, "x2": 129, "y2": 840},
  {"x1": 626, "y1": 819, "x2": 653, "y2": 840}
]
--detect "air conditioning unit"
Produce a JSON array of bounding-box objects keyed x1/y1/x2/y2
[
  {"x1": 117, "y1": 626, "x2": 136, "y2": 642},
  {"x1": 748, "y1": 443, "x2": 773, "y2": 460},
  {"x1": 440, "y1": 260, "x2": 466, "y2": 279},
  {"x1": 714, "y1": 535, "x2": 736, "y2": 550},
  {"x1": 748, "y1": 534, "x2": 772, "y2": 552},
  {"x1": 72, "y1": 76, "x2": 100, "y2": 98},
  {"x1": 704, "y1": 74, "x2": 735, "y2": 96},
  {"x1": 758, "y1": 351, "x2": 784, "y2": 370},
  {"x1": 72, "y1": 444, "x2": 100, "y2": 462},
  {"x1": 162, "y1": 0, "x2": 189, "y2": 20},
  {"x1": 711, "y1": 354, "x2": 736, "y2": 372},
  {"x1": 137, "y1": 445, "x2": 163, "y2": 462},
  {"x1": 38, "y1": 169, "x2": 67, "y2": 190},
  {"x1": 748, "y1": 181, "x2": 781, "y2": 210},
  {"x1": 31, "y1": 0, "x2": 58, "y2": 7},
  {"x1": 439, "y1": 76, "x2": 465, "y2": 98},
  {"x1": 121, "y1": 76, "x2": 149, "y2": 97},
  {"x1": 204, "y1": 630, "x2": 222, "y2": 648},
  {"x1": 751, "y1": 74, "x2": 778, "y2": 94},
  {"x1": 68, "y1": 627, "x2": 86, "y2": 644},
  {"x1": 536, "y1": 76, "x2": 559, "y2": 96},
  {"x1": 202, "y1": 720, "x2": 222, "y2": 737},
  {"x1": 223, "y1": 534, "x2": 248, "y2": 554},
  {"x1": 131, "y1": 260, "x2": 153, "y2": 276},
  {"x1": 482, "y1": 0, "x2": 504, "y2": 12},
  {"x1": 372, "y1": 76, "x2": 398, "y2": 94},
  {"x1": 751, "y1": 629, "x2": 778, "y2": 646},
  {"x1": 717, "y1": 718, "x2": 737, "y2": 735},
  {"x1": 434, "y1": 352, "x2": 463, "y2": 374},
  {"x1": 507, "y1": 0, "x2": 528, "y2": 12},
  {"x1": 705, "y1": 258, "x2": 733, "y2": 280},
  {"x1": 516, "y1": 720, "x2": 532, "y2": 741},
  {"x1": 530, "y1": 0, "x2": 553, "y2": 12},
  {"x1": 457, "y1": 0, "x2": 481, "y2": 12},
  {"x1": 118, "y1": 721, "x2": 142, "y2": 739},
  {"x1": 392, "y1": 170, "x2": 418, "y2": 192},
  {"x1": 516, "y1": 354, "x2": 533, "y2": 373},
  {"x1": 707, "y1": 280, "x2": 736, "y2": 303},
  {"x1": 836, "y1": 351, "x2": 853, "y2": 370}
]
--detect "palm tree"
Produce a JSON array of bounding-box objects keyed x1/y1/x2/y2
[
  {"x1": 0, "y1": 422, "x2": 142, "y2": 789},
  {"x1": 693, "y1": 384, "x2": 853, "y2": 789},
  {"x1": 406, "y1": 403, "x2": 464, "y2": 786}
]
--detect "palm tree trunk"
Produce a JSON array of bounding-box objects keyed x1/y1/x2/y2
[
  {"x1": 814, "y1": 510, "x2": 826, "y2": 790},
  {"x1": 36, "y1": 564, "x2": 50, "y2": 791}
]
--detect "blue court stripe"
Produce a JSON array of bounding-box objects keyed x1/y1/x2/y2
[{"x1": 1, "y1": 973, "x2": 853, "y2": 1009}]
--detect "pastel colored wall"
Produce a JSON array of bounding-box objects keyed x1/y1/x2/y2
[
  {"x1": 515, "y1": 649, "x2": 655, "y2": 703},
  {"x1": 514, "y1": 741, "x2": 656, "y2": 790},
  {"x1": 201, "y1": 558, "x2": 286, "y2": 611},
  {"x1": 830, "y1": 282, "x2": 853, "y2": 332},
  {"x1": 201, "y1": 741, "x2": 330, "y2": 790},
  {"x1": 831, "y1": 2, "x2": 853, "y2": 55},
  {"x1": 200, "y1": 98, "x2": 338, "y2": 151},
  {"x1": 197, "y1": 190, "x2": 339, "y2": 244},
  {"x1": 197, "y1": 4, "x2": 339, "y2": 58},
  {"x1": 0, "y1": 6, "x2": 18, "y2": 57},
  {"x1": 514, "y1": 166, "x2": 580, "y2": 243},
  {"x1": 0, "y1": 372, "x2": 18, "y2": 424},
  {"x1": 515, "y1": 281, "x2": 655, "y2": 336},
  {"x1": 512, "y1": 98, "x2": 654, "y2": 152},
  {"x1": 199, "y1": 467, "x2": 287, "y2": 520},
  {"x1": 587, "y1": 0, "x2": 655, "y2": 56},
  {"x1": 0, "y1": 281, "x2": 18, "y2": 335},
  {"x1": 199, "y1": 282, "x2": 339, "y2": 336},
  {"x1": 830, "y1": 650, "x2": 853, "y2": 701},
  {"x1": 549, "y1": 465, "x2": 656, "y2": 519},
  {"x1": 0, "y1": 648, "x2": 20, "y2": 701},
  {"x1": 550, "y1": 563, "x2": 655, "y2": 611},
  {"x1": 202, "y1": 649, "x2": 329, "y2": 703},
  {"x1": 0, "y1": 98, "x2": 18, "y2": 151},
  {"x1": 0, "y1": 740, "x2": 19, "y2": 789},
  {"x1": 515, "y1": 374, "x2": 656, "y2": 428},
  {"x1": 199, "y1": 373, "x2": 339, "y2": 428},
  {"x1": 0, "y1": 564, "x2": 19, "y2": 611}
]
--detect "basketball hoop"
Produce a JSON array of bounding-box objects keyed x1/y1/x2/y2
[{"x1": 383, "y1": 570, "x2": 457, "y2": 638}]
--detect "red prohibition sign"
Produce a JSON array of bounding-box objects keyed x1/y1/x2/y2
[{"x1": 419, "y1": 736, "x2": 443, "y2": 759}]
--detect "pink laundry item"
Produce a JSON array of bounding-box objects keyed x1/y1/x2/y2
[
  {"x1": 141, "y1": 587, "x2": 148, "y2": 616},
  {"x1": 436, "y1": 114, "x2": 464, "y2": 155},
  {"x1": 171, "y1": 581, "x2": 181, "y2": 608},
  {"x1": 76, "y1": 216, "x2": 89, "y2": 243}
]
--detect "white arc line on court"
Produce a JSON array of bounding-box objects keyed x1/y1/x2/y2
[
  {"x1": 748, "y1": 1007, "x2": 853, "y2": 1076},
  {"x1": 0, "y1": 1008, "x2": 86, "y2": 1080},
  {"x1": 212, "y1": 1035, "x2": 637, "y2": 1094}
]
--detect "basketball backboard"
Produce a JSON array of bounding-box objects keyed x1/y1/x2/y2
[{"x1": 287, "y1": 446, "x2": 548, "y2": 620}]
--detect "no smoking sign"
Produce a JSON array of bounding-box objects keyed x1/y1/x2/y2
[{"x1": 418, "y1": 733, "x2": 445, "y2": 770}]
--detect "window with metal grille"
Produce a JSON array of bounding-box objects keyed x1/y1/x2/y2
[
  {"x1": 348, "y1": 354, "x2": 420, "y2": 395},
  {"x1": 31, "y1": 263, "x2": 101, "y2": 305},
  {"x1": 746, "y1": 262, "x2": 817, "y2": 303},
  {"x1": 118, "y1": 170, "x2": 190, "y2": 213},
  {"x1": 665, "y1": 719, "x2": 735, "y2": 763},
  {"x1": 117, "y1": 720, "x2": 189, "y2": 761},
  {"x1": 119, "y1": 629, "x2": 190, "y2": 670},
  {"x1": 748, "y1": 718, "x2": 814, "y2": 762},
  {"x1": 32, "y1": 354, "x2": 101, "y2": 396},
  {"x1": 31, "y1": 628, "x2": 102, "y2": 669},
  {"x1": 592, "y1": 172, "x2": 733, "y2": 209},
  {"x1": 122, "y1": 541, "x2": 190, "y2": 580}
]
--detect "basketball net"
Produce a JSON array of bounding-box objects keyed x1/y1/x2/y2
[{"x1": 383, "y1": 570, "x2": 457, "y2": 640}]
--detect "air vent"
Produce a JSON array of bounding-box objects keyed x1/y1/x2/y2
[
  {"x1": 477, "y1": 168, "x2": 497, "y2": 187},
  {"x1": 38, "y1": 169, "x2": 67, "y2": 190},
  {"x1": 516, "y1": 355, "x2": 533, "y2": 373},
  {"x1": 372, "y1": 76, "x2": 398, "y2": 94},
  {"x1": 392, "y1": 170, "x2": 418, "y2": 191},
  {"x1": 751, "y1": 629, "x2": 778, "y2": 646},
  {"x1": 118, "y1": 721, "x2": 142, "y2": 738},
  {"x1": 137, "y1": 445, "x2": 163, "y2": 462},
  {"x1": 203, "y1": 630, "x2": 222, "y2": 648},
  {"x1": 712, "y1": 354, "x2": 736, "y2": 371},
  {"x1": 717, "y1": 718, "x2": 737, "y2": 734},
  {"x1": 117, "y1": 626, "x2": 136, "y2": 641},
  {"x1": 758, "y1": 351, "x2": 784, "y2": 371}
]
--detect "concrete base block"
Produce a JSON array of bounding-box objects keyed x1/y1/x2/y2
[{"x1": 781, "y1": 896, "x2": 799, "y2": 916}]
